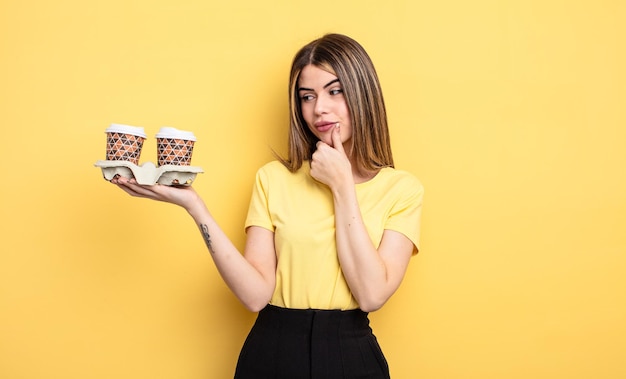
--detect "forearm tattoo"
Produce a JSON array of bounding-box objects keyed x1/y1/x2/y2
[{"x1": 200, "y1": 224, "x2": 214, "y2": 254}]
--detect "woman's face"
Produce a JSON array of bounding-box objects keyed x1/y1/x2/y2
[{"x1": 297, "y1": 64, "x2": 352, "y2": 149}]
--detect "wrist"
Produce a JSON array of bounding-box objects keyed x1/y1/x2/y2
[
  {"x1": 331, "y1": 178, "x2": 356, "y2": 200},
  {"x1": 183, "y1": 191, "x2": 208, "y2": 219}
]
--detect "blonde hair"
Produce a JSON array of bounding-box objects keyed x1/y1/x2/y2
[{"x1": 278, "y1": 33, "x2": 394, "y2": 173}]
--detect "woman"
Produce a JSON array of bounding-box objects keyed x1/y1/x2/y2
[{"x1": 113, "y1": 33, "x2": 423, "y2": 379}]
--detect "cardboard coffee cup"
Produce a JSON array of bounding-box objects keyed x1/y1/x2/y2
[
  {"x1": 156, "y1": 127, "x2": 196, "y2": 166},
  {"x1": 105, "y1": 124, "x2": 147, "y2": 165}
]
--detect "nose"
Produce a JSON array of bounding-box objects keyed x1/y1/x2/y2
[{"x1": 314, "y1": 95, "x2": 329, "y2": 115}]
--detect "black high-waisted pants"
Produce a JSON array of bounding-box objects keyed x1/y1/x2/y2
[{"x1": 234, "y1": 304, "x2": 390, "y2": 379}]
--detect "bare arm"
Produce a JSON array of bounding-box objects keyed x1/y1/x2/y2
[
  {"x1": 113, "y1": 177, "x2": 276, "y2": 312},
  {"x1": 310, "y1": 127, "x2": 413, "y2": 312},
  {"x1": 331, "y1": 184, "x2": 413, "y2": 312}
]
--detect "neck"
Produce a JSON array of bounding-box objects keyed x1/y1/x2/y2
[
  {"x1": 352, "y1": 166, "x2": 379, "y2": 184},
  {"x1": 347, "y1": 148, "x2": 379, "y2": 184}
]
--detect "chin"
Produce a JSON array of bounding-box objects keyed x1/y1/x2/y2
[{"x1": 317, "y1": 136, "x2": 333, "y2": 146}]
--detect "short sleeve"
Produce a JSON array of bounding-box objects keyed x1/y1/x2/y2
[
  {"x1": 244, "y1": 166, "x2": 275, "y2": 232},
  {"x1": 385, "y1": 176, "x2": 424, "y2": 254}
]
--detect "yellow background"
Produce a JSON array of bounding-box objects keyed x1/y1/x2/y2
[{"x1": 1, "y1": 0, "x2": 625, "y2": 378}]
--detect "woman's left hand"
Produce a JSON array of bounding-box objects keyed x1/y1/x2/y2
[{"x1": 310, "y1": 125, "x2": 353, "y2": 190}]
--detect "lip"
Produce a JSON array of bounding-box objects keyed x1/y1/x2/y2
[{"x1": 314, "y1": 121, "x2": 337, "y2": 132}]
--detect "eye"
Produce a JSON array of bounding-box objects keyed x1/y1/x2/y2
[
  {"x1": 329, "y1": 88, "x2": 343, "y2": 96},
  {"x1": 300, "y1": 93, "x2": 315, "y2": 102}
]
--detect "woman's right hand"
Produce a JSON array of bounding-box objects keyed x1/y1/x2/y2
[{"x1": 111, "y1": 176, "x2": 201, "y2": 211}]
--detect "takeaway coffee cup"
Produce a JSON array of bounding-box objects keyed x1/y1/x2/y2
[
  {"x1": 155, "y1": 127, "x2": 196, "y2": 166},
  {"x1": 105, "y1": 124, "x2": 147, "y2": 165}
]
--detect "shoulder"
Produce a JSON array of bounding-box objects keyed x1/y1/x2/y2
[
  {"x1": 377, "y1": 167, "x2": 424, "y2": 194},
  {"x1": 255, "y1": 160, "x2": 307, "y2": 184},
  {"x1": 257, "y1": 160, "x2": 287, "y2": 173},
  {"x1": 256, "y1": 160, "x2": 291, "y2": 177}
]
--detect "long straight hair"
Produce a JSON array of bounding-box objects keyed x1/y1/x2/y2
[{"x1": 278, "y1": 33, "x2": 394, "y2": 174}]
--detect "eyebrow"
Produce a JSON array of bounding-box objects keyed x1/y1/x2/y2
[{"x1": 298, "y1": 78, "x2": 341, "y2": 92}]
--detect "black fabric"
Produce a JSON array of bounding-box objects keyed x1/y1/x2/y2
[{"x1": 234, "y1": 304, "x2": 390, "y2": 379}]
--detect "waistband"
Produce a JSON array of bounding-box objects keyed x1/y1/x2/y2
[
  {"x1": 257, "y1": 304, "x2": 371, "y2": 336},
  {"x1": 264, "y1": 304, "x2": 366, "y2": 316}
]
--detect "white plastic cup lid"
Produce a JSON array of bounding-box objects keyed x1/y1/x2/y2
[
  {"x1": 105, "y1": 123, "x2": 147, "y2": 138},
  {"x1": 155, "y1": 127, "x2": 197, "y2": 141}
]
